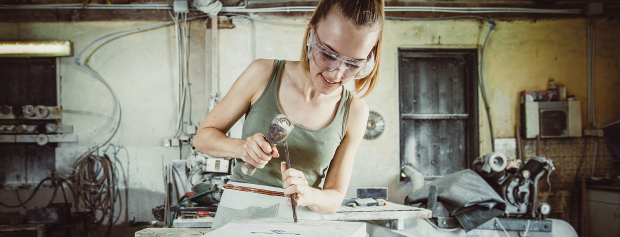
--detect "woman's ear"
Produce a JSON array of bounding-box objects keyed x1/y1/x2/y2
[{"x1": 306, "y1": 24, "x2": 313, "y2": 43}]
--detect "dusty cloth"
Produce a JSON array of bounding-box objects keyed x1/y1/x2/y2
[{"x1": 406, "y1": 169, "x2": 506, "y2": 231}]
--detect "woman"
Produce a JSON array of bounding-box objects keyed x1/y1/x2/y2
[{"x1": 193, "y1": 0, "x2": 384, "y2": 227}]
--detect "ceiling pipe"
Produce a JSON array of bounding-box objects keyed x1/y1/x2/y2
[{"x1": 0, "y1": 4, "x2": 583, "y2": 14}]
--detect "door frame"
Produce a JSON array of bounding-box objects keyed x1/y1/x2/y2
[{"x1": 398, "y1": 47, "x2": 480, "y2": 179}]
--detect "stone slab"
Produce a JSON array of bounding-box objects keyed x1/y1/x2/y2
[{"x1": 204, "y1": 218, "x2": 366, "y2": 237}]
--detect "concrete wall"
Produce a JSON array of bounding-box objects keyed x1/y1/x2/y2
[
  {"x1": 0, "y1": 21, "x2": 208, "y2": 236},
  {"x1": 0, "y1": 16, "x2": 619, "y2": 236}
]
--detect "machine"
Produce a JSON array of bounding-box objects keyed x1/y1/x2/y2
[
  {"x1": 383, "y1": 152, "x2": 577, "y2": 237},
  {"x1": 472, "y1": 152, "x2": 555, "y2": 219}
]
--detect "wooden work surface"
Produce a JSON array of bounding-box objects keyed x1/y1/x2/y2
[{"x1": 322, "y1": 201, "x2": 432, "y2": 221}]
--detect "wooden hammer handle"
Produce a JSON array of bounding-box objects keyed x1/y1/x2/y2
[{"x1": 241, "y1": 144, "x2": 276, "y2": 176}]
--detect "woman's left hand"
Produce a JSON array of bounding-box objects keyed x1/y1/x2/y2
[{"x1": 281, "y1": 162, "x2": 314, "y2": 207}]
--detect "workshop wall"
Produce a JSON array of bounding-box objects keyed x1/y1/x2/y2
[
  {"x1": 0, "y1": 21, "x2": 208, "y2": 236},
  {"x1": 481, "y1": 18, "x2": 620, "y2": 146},
  {"x1": 360, "y1": 18, "x2": 620, "y2": 205},
  {"x1": 0, "y1": 16, "x2": 618, "y2": 236}
]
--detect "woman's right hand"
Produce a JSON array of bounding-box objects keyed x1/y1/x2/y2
[{"x1": 241, "y1": 133, "x2": 280, "y2": 168}]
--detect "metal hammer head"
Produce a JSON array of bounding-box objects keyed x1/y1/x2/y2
[{"x1": 265, "y1": 114, "x2": 294, "y2": 144}]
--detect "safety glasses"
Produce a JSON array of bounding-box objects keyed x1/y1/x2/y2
[{"x1": 306, "y1": 27, "x2": 375, "y2": 80}]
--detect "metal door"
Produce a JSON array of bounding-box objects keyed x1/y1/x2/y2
[{"x1": 399, "y1": 49, "x2": 478, "y2": 180}]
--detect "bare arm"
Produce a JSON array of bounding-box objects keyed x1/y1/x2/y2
[
  {"x1": 282, "y1": 97, "x2": 369, "y2": 214},
  {"x1": 193, "y1": 59, "x2": 278, "y2": 164}
]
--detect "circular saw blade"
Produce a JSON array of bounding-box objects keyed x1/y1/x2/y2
[{"x1": 364, "y1": 110, "x2": 385, "y2": 140}]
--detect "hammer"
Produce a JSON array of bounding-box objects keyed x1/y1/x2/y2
[{"x1": 241, "y1": 114, "x2": 294, "y2": 176}]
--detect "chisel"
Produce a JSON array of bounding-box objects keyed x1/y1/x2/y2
[{"x1": 284, "y1": 141, "x2": 298, "y2": 223}]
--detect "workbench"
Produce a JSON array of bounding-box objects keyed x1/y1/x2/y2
[
  {"x1": 0, "y1": 224, "x2": 46, "y2": 237},
  {"x1": 135, "y1": 228, "x2": 212, "y2": 237},
  {"x1": 324, "y1": 200, "x2": 431, "y2": 230},
  {"x1": 136, "y1": 200, "x2": 431, "y2": 236}
]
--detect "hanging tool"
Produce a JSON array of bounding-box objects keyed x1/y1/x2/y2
[{"x1": 241, "y1": 114, "x2": 294, "y2": 176}]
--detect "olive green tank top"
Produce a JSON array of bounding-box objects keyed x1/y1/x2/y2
[{"x1": 230, "y1": 59, "x2": 352, "y2": 189}]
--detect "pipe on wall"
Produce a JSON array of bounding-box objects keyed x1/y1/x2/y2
[
  {"x1": 0, "y1": 4, "x2": 584, "y2": 14},
  {"x1": 208, "y1": 15, "x2": 220, "y2": 114}
]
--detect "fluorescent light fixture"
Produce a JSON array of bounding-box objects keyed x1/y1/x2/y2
[{"x1": 0, "y1": 41, "x2": 72, "y2": 57}]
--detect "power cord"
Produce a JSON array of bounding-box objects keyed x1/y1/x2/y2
[
  {"x1": 170, "y1": 189, "x2": 214, "y2": 226},
  {"x1": 73, "y1": 153, "x2": 117, "y2": 237},
  {"x1": 73, "y1": 14, "x2": 211, "y2": 160},
  {"x1": 479, "y1": 19, "x2": 497, "y2": 152},
  {"x1": 0, "y1": 176, "x2": 74, "y2": 209}
]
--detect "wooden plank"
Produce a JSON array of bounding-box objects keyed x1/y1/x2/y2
[
  {"x1": 398, "y1": 57, "x2": 415, "y2": 115},
  {"x1": 452, "y1": 58, "x2": 467, "y2": 114},
  {"x1": 438, "y1": 59, "x2": 451, "y2": 114}
]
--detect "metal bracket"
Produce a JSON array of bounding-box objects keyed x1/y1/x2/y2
[
  {"x1": 0, "y1": 124, "x2": 37, "y2": 133},
  {"x1": 477, "y1": 218, "x2": 552, "y2": 232},
  {"x1": 0, "y1": 124, "x2": 73, "y2": 134}
]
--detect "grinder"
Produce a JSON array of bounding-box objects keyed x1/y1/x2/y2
[{"x1": 241, "y1": 114, "x2": 294, "y2": 176}]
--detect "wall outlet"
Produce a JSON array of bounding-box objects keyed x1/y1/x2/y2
[
  {"x1": 203, "y1": 158, "x2": 230, "y2": 174},
  {"x1": 583, "y1": 129, "x2": 604, "y2": 137}
]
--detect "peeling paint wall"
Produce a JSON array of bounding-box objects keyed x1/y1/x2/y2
[
  {"x1": 0, "y1": 21, "x2": 207, "y2": 236},
  {"x1": 483, "y1": 19, "x2": 620, "y2": 138},
  {"x1": 0, "y1": 16, "x2": 618, "y2": 236}
]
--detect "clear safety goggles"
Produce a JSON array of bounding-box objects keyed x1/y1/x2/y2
[{"x1": 306, "y1": 27, "x2": 375, "y2": 80}]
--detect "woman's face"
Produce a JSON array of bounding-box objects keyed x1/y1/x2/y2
[{"x1": 307, "y1": 10, "x2": 380, "y2": 95}]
